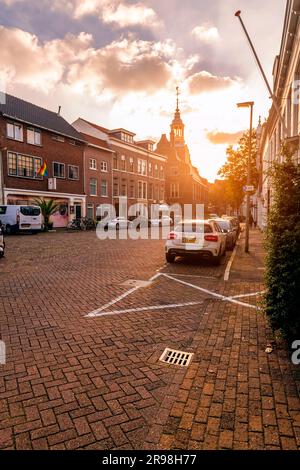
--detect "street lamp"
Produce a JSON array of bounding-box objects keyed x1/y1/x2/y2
[{"x1": 237, "y1": 101, "x2": 254, "y2": 253}]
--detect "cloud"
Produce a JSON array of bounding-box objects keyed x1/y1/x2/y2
[
  {"x1": 0, "y1": 26, "x2": 172, "y2": 95},
  {"x1": 3, "y1": 0, "x2": 162, "y2": 30},
  {"x1": 206, "y1": 130, "x2": 244, "y2": 145},
  {"x1": 187, "y1": 71, "x2": 237, "y2": 94},
  {"x1": 191, "y1": 25, "x2": 219, "y2": 42}
]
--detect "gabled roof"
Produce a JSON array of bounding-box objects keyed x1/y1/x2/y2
[
  {"x1": 79, "y1": 132, "x2": 114, "y2": 152},
  {"x1": 0, "y1": 92, "x2": 84, "y2": 141}
]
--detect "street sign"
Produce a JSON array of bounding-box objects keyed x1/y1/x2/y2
[{"x1": 243, "y1": 185, "x2": 255, "y2": 193}]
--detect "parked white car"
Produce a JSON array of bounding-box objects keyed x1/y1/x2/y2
[
  {"x1": 105, "y1": 217, "x2": 131, "y2": 230},
  {"x1": 149, "y1": 215, "x2": 173, "y2": 227},
  {"x1": 0, "y1": 205, "x2": 42, "y2": 234},
  {"x1": 165, "y1": 219, "x2": 226, "y2": 265}
]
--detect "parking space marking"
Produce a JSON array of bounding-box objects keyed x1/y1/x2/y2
[
  {"x1": 162, "y1": 274, "x2": 260, "y2": 310},
  {"x1": 227, "y1": 290, "x2": 266, "y2": 300},
  {"x1": 224, "y1": 233, "x2": 241, "y2": 282},
  {"x1": 86, "y1": 272, "x2": 161, "y2": 317},
  {"x1": 162, "y1": 273, "x2": 218, "y2": 280},
  {"x1": 87, "y1": 301, "x2": 203, "y2": 318}
]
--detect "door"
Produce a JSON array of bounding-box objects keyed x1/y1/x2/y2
[{"x1": 75, "y1": 204, "x2": 82, "y2": 219}]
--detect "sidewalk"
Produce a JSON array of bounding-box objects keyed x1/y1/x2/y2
[{"x1": 151, "y1": 229, "x2": 300, "y2": 450}]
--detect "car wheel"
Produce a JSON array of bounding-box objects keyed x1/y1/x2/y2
[
  {"x1": 166, "y1": 253, "x2": 176, "y2": 263},
  {"x1": 5, "y1": 225, "x2": 12, "y2": 235}
]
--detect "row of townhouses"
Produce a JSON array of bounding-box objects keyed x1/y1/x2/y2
[
  {"x1": 256, "y1": 0, "x2": 300, "y2": 229},
  {"x1": 0, "y1": 93, "x2": 209, "y2": 227}
]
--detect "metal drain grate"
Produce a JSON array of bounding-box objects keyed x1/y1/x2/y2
[{"x1": 159, "y1": 348, "x2": 193, "y2": 367}]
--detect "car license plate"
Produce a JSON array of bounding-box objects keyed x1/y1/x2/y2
[
  {"x1": 182, "y1": 237, "x2": 196, "y2": 243},
  {"x1": 21, "y1": 224, "x2": 31, "y2": 228}
]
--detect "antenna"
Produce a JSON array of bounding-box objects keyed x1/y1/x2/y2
[{"x1": 58, "y1": 105, "x2": 61, "y2": 116}]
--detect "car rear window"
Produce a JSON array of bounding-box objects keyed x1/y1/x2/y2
[
  {"x1": 20, "y1": 206, "x2": 41, "y2": 216},
  {"x1": 176, "y1": 223, "x2": 213, "y2": 233},
  {"x1": 216, "y1": 220, "x2": 231, "y2": 230},
  {"x1": 0, "y1": 206, "x2": 7, "y2": 215}
]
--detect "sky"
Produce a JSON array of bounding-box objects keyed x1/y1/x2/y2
[{"x1": 0, "y1": 0, "x2": 286, "y2": 181}]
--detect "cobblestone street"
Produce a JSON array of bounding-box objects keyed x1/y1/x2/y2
[{"x1": 0, "y1": 229, "x2": 299, "y2": 450}]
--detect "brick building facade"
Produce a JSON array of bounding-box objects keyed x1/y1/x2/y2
[
  {"x1": 0, "y1": 94, "x2": 86, "y2": 227},
  {"x1": 73, "y1": 118, "x2": 167, "y2": 219}
]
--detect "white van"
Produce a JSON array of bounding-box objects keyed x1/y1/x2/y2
[{"x1": 0, "y1": 205, "x2": 42, "y2": 234}]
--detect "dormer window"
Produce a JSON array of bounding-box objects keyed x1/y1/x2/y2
[{"x1": 121, "y1": 132, "x2": 133, "y2": 144}]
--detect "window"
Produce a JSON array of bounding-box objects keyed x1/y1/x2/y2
[
  {"x1": 138, "y1": 181, "x2": 147, "y2": 199},
  {"x1": 149, "y1": 183, "x2": 153, "y2": 199},
  {"x1": 0, "y1": 206, "x2": 7, "y2": 215},
  {"x1": 121, "y1": 181, "x2": 127, "y2": 196},
  {"x1": 121, "y1": 132, "x2": 133, "y2": 143},
  {"x1": 113, "y1": 154, "x2": 118, "y2": 169},
  {"x1": 101, "y1": 179, "x2": 108, "y2": 197},
  {"x1": 129, "y1": 157, "x2": 134, "y2": 172},
  {"x1": 100, "y1": 161, "x2": 108, "y2": 172},
  {"x1": 27, "y1": 128, "x2": 41, "y2": 145},
  {"x1": 160, "y1": 166, "x2": 164, "y2": 179},
  {"x1": 68, "y1": 165, "x2": 79, "y2": 180},
  {"x1": 120, "y1": 155, "x2": 126, "y2": 171},
  {"x1": 160, "y1": 186, "x2": 164, "y2": 201},
  {"x1": 113, "y1": 179, "x2": 119, "y2": 197},
  {"x1": 138, "y1": 159, "x2": 147, "y2": 175},
  {"x1": 129, "y1": 181, "x2": 135, "y2": 198},
  {"x1": 52, "y1": 135, "x2": 65, "y2": 142},
  {"x1": 170, "y1": 182, "x2": 179, "y2": 198},
  {"x1": 87, "y1": 204, "x2": 94, "y2": 219},
  {"x1": 20, "y1": 206, "x2": 41, "y2": 216},
  {"x1": 90, "y1": 178, "x2": 97, "y2": 196},
  {"x1": 154, "y1": 164, "x2": 159, "y2": 178},
  {"x1": 148, "y1": 162, "x2": 153, "y2": 176},
  {"x1": 90, "y1": 159, "x2": 97, "y2": 170},
  {"x1": 7, "y1": 122, "x2": 23, "y2": 141},
  {"x1": 53, "y1": 162, "x2": 65, "y2": 178},
  {"x1": 7, "y1": 152, "x2": 42, "y2": 179}
]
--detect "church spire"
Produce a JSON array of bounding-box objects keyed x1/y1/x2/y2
[{"x1": 170, "y1": 86, "x2": 185, "y2": 147}]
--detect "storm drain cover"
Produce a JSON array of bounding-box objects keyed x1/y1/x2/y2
[{"x1": 159, "y1": 348, "x2": 193, "y2": 367}]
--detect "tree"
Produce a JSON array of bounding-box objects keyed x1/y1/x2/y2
[
  {"x1": 208, "y1": 179, "x2": 229, "y2": 215},
  {"x1": 34, "y1": 198, "x2": 60, "y2": 230},
  {"x1": 218, "y1": 130, "x2": 258, "y2": 212},
  {"x1": 265, "y1": 146, "x2": 300, "y2": 340}
]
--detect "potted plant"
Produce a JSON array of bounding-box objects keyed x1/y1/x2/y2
[{"x1": 34, "y1": 198, "x2": 60, "y2": 231}]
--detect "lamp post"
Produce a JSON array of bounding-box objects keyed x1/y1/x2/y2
[{"x1": 237, "y1": 101, "x2": 254, "y2": 253}]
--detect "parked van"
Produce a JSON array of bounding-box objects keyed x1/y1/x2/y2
[{"x1": 0, "y1": 205, "x2": 42, "y2": 234}]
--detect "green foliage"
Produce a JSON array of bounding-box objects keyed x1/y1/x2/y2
[
  {"x1": 34, "y1": 198, "x2": 60, "y2": 229},
  {"x1": 265, "y1": 148, "x2": 300, "y2": 340},
  {"x1": 218, "y1": 130, "x2": 258, "y2": 211}
]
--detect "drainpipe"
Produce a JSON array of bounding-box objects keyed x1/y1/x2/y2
[{"x1": 0, "y1": 148, "x2": 5, "y2": 204}]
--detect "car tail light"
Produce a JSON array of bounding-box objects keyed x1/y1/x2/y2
[
  {"x1": 168, "y1": 232, "x2": 177, "y2": 240},
  {"x1": 204, "y1": 235, "x2": 218, "y2": 242}
]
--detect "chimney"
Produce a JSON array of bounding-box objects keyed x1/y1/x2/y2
[{"x1": 58, "y1": 105, "x2": 61, "y2": 116}]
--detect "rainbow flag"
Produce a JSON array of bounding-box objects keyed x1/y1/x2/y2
[{"x1": 38, "y1": 161, "x2": 48, "y2": 177}]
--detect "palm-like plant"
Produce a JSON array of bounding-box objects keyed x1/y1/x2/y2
[{"x1": 34, "y1": 198, "x2": 60, "y2": 230}]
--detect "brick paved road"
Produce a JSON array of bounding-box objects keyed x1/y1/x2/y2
[{"x1": 0, "y1": 230, "x2": 299, "y2": 450}]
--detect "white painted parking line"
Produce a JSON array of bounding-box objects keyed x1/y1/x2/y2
[
  {"x1": 162, "y1": 273, "x2": 260, "y2": 310},
  {"x1": 227, "y1": 290, "x2": 266, "y2": 300},
  {"x1": 162, "y1": 273, "x2": 218, "y2": 280},
  {"x1": 224, "y1": 234, "x2": 241, "y2": 282},
  {"x1": 87, "y1": 301, "x2": 203, "y2": 318},
  {"x1": 86, "y1": 272, "x2": 161, "y2": 318}
]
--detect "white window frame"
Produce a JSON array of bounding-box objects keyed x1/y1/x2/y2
[
  {"x1": 100, "y1": 161, "x2": 108, "y2": 172},
  {"x1": 90, "y1": 177, "x2": 97, "y2": 196},
  {"x1": 68, "y1": 165, "x2": 79, "y2": 181},
  {"x1": 101, "y1": 179, "x2": 108, "y2": 197},
  {"x1": 27, "y1": 127, "x2": 41, "y2": 146},
  {"x1": 7, "y1": 122, "x2": 23, "y2": 142},
  {"x1": 53, "y1": 162, "x2": 65, "y2": 179},
  {"x1": 90, "y1": 158, "x2": 97, "y2": 170},
  {"x1": 87, "y1": 204, "x2": 94, "y2": 219}
]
